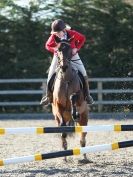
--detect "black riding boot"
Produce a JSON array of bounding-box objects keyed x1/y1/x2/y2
[
  {"x1": 84, "y1": 76, "x2": 94, "y2": 104},
  {"x1": 40, "y1": 73, "x2": 56, "y2": 106}
]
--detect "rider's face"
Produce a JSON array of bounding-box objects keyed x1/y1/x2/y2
[{"x1": 55, "y1": 31, "x2": 65, "y2": 38}]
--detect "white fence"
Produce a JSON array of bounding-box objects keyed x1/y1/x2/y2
[{"x1": 0, "y1": 78, "x2": 133, "y2": 112}]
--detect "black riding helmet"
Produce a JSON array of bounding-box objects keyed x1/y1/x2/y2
[{"x1": 51, "y1": 19, "x2": 66, "y2": 34}]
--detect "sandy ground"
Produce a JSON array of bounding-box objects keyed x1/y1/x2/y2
[{"x1": 0, "y1": 118, "x2": 133, "y2": 177}]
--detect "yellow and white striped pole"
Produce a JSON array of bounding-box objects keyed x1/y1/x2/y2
[
  {"x1": 0, "y1": 124, "x2": 133, "y2": 135},
  {"x1": 0, "y1": 140, "x2": 133, "y2": 166}
]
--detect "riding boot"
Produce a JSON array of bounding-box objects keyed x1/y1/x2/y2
[
  {"x1": 84, "y1": 76, "x2": 94, "y2": 104},
  {"x1": 40, "y1": 85, "x2": 53, "y2": 106},
  {"x1": 40, "y1": 73, "x2": 56, "y2": 105}
]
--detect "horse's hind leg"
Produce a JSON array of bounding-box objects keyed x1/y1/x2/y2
[
  {"x1": 70, "y1": 93, "x2": 79, "y2": 121},
  {"x1": 79, "y1": 112, "x2": 88, "y2": 160}
]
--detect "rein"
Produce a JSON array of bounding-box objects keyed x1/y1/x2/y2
[
  {"x1": 59, "y1": 57, "x2": 82, "y2": 66},
  {"x1": 71, "y1": 58, "x2": 83, "y2": 65}
]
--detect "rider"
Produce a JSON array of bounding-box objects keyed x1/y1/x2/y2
[{"x1": 40, "y1": 19, "x2": 94, "y2": 105}]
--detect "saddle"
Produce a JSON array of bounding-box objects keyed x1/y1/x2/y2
[{"x1": 48, "y1": 71, "x2": 85, "y2": 93}]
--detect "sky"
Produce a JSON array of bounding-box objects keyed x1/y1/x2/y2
[
  {"x1": 14, "y1": 0, "x2": 55, "y2": 7},
  {"x1": 13, "y1": 0, "x2": 55, "y2": 20},
  {"x1": 15, "y1": 0, "x2": 29, "y2": 7},
  {"x1": 14, "y1": 0, "x2": 38, "y2": 7}
]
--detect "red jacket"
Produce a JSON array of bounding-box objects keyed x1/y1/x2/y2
[{"x1": 45, "y1": 30, "x2": 86, "y2": 54}]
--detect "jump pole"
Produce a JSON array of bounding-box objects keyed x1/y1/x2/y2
[
  {"x1": 0, "y1": 125, "x2": 133, "y2": 135},
  {"x1": 0, "y1": 140, "x2": 133, "y2": 166}
]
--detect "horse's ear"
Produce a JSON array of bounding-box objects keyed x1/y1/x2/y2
[
  {"x1": 54, "y1": 36, "x2": 61, "y2": 43},
  {"x1": 68, "y1": 35, "x2": 74, "y2": 42}
]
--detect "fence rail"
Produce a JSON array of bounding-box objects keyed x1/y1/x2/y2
[
  {"x1": 0, "y1": 78, "x2": 133, "y2": 112},
  {"x1": 0, "y1": 89, "x2": 133, "y2": 95},
  {"x1": 0, "y1": 77, "x2": 133, "y2": 82}
]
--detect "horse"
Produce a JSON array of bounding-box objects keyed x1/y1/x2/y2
[{"x1": 51, "y1": 39, "x2": 89, "y2": 160}]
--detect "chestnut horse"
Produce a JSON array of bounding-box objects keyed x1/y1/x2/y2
[{"x1": 52, "y1": 39, "x2": 88, "y2": 160}]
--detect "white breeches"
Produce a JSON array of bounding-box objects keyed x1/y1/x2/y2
[{"x1": 47, "y1": 53, "x2": 87, "y2": 82}]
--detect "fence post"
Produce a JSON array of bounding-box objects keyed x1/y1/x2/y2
[{"x1": 97, "y1": 81, "x2": 103, "y2": 112}]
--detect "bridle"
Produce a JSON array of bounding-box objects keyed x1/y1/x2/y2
[
  {"x1": 58, "y1": 41, "x2": 72, "y2": 63},
  {"x1": 57, "y1": 41, "x2": 83, "y2": 71}
]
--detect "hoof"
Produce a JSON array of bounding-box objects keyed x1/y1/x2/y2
[
  {"x1": 63, "y1": 156, "x2": 67, "y2": 162},
  {"x1": 78, "y1": 156, "x2": 93, "y2": 164}
]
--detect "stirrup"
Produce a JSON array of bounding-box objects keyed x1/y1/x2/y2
[
  {"x1": 86, "y1": 95, "x2": 94, "y2": 105},
  {"x1": 40, "y1": 96, "x2": 50, "y2": 105}
]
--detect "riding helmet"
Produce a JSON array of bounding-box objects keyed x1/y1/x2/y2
[{"x1": 51, "y1": 19, "x2": 66, "y2": 34}]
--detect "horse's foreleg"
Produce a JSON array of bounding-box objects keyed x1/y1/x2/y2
[
  {"x1": 61, "y1": 133, "x2": 67, "y2": 161},
  {"x1": 61, "y1": 120, "x2": 68, "y2": 161},
  {"x1": 55, "y1": 114, "x2": 68, "y2": 160},
  {"x1": 61, "y1": 132, "x2": 67, "y2": 149},
  {"x1": 80, "y1": 132, "x2": 87, "y2": 160},
  {"x1": 80, "y1": 132, "x2": 87, "y2": 147}
]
